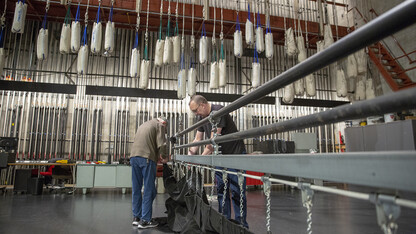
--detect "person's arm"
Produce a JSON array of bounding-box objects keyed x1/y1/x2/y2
[
  {"x1": 188, "y1": 130, "x2": 204, "y2": 155},
  {"x1": 201, "y1": 127, "x2": 222, "y2": 155},
  {"x1": 157, "y1": 126, "x2": 168, "y2": 160}
]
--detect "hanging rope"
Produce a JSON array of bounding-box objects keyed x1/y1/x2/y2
[
  {"x1": 96, "y1": 0, "x2": 101, "y2": 24},
  {"x1": 109, "y1": 0, "x2": 114, "y2": 22},
  {"x1": 64, "y1": 3, "x2": 72, "y2": 25},
  {"x1": 42, "y1": 0, "x2": 50, "y2": 30},
  {"x1": 165, "y1": 0, "x2": 171, "y2": 39},
  {"x1": 254, "y1": 44, "x2": 259, "y2": 63},
  {"x1": 82, "y1": 0, "x2": 90, "y2": 46},
  {"x1": 75, "y1": 1, "x2": 80, "y2": 22},
  {"x1": 236, "y1": 0, "x2": 241, "y2": 32},
  {"x1": 144, "y1": 0, "x2": 150, "y2": 60},
  {"x1": 220, "y1": 0, "x2": 224, "y2": 60}
]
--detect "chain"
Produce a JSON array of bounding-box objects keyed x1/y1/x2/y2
[
  {"x1": 175, "y1": 0, "x2": 178, "y2": 19},
  {"x1": 212, "y1": 0, "x2": 216, "y2": 43},
  {"x1": 1, "y1": 0, "x2": 7, "y2": 26},
  {"x1": 191, "y1": 0, "x2": 195, "y2": 49},
  {"x1": 305, "y1": 200, "x2": 313, "y2": 234},
  {"x1": 185, "y1": 163, "x2": 189, "y2": 181},
  {"x1": 145, "y1": 0, "x2": 150, "y2": 45},
  {"x1": 200, "y1": 166, "x2": 204, "y2": 194},
  {"x1": 167, "y1": 0, "x2": 171, "y2": 19},
  {"x1": 210, "y1": 167, "x2": 215, "y2": 205},
  {"x1": 220, "y1": 0, "x2": 223, "y2": 41},
  {"x1": 237, "y1": 171, "x2": 244, "y2": 225},
  {"x1": 221, "y1": 170, "x2": 228, "y2": 215},
  {"x1": 181, "y1": 0, "x2": 185, "y2": 49},
  {"x1": 136, "y1": 7, "x2": 140, "y2": 32},
  {"x1": 46, "y1": 0, "x2": 50, "y2": 12},
  {"x1": 300, "y1": 183, "x2": 314, "y2": 234},
  {"x1": 159, "y1": 0, "x2": 163, "y2": 22},
  {"x1": 263, "y1": 177, "x2": 271, "y2": 233},
  {"x1": 85, "y1": 0, "x2": 90, "y2": 24}
]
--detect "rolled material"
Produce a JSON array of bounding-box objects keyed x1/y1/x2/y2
[
  {"x1": 355, "y1": 77, "x2": 366, "y2": 101},
  {"x1": 12, "y1": 2, "x2": 27, "y2": 33},
  {"x1": 91, "y1": 22, "x2": 102, "y2": 54},
  {"x1": 177, "y1": 69, "x2": 187, "y2": 99},
  {"x1": 164, "y1": 37, "x2": 173, "y2": 65},
  {"x1": 172, "y1": 35, "x2": 181, "y2": 64},
  {"x1": 199, "y1": 36, "x2": 208, "y2": 65},
  {"x1": 210, "y1": 62, "x2": 219, "y2": 89},
  {"x1": 252, "y1": 62, "x2": 261, "y2": 88},
  {"x1": 0, "y1": 48, "x2": 5, "y2": 76},
  {"x1": 355, "y1": 49, "x2": 367, "y2": 74},
  {"x1": 155, "y1": 39, "x2": 165, "y2": 67},
  {"x1": 71, "y1": 21, "x2": 81, "y2": 53},
  {"x1": 245, "y1": 19, "x2": 254, "y2": 45},
  {"x1": 59, "y1": 23, "x2": 71, "y2": 54},
  {"x1": 234, "y1": 31, "x2": 243, "y2": 58},
  {"x1": 336, "y1": 68, "x2": 348, "y2": 97},
  {"x1": 219, "y1": 59, "x2": 227, "y2": 87},
  {"x1": 283, "y1": 84, "x2": 295, "y2": 104},
  {"x1": 139, "y1": 60, "x2": 150, "y2": 90},
  {"x1": 305, "y1": 74, "x2": 316, "y2": 97},
  {"x1": 37, "y1": 28, "x2": 48, "y2": 60},
  {"x1": 265, "y1": 32, "x2": 274, "y2": 60},
  {"x1": 77, "y1": 45, "x2": 89, "y2": 75},
  {"x1": 104, "y1": 22, "x2": 115, "y2": 53},
  {"x1": 285, "y1": 27, "x2": 297, "y2": 56},
  {"x1": 188, "y1": 67, "x2": 196, "y2": 96},
  {"x1": 130, "y1": 48, "x2": 140, "y2": 78},
  {"x1": 366, "y1": 79, "x2": 376, "y2": 99},
  {"x1": 256, "y1": 27, "x2": 265, "y2": 53}
]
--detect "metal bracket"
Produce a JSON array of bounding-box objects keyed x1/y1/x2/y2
[
  {"x1": 262, "y1": 176, "x2": 271, "y2": 195},
  {"x1": 208, "y1": 111, "x2": 222, "y2": 155},
  {"x1": 370, "y1": 194, "x2": 401, "y2": 234},
  {"x1": 299, "y1": 183, "x2": 314, "y2": 205},
  {"x1": 237, "y1": 171, "x2": 244, "y2": 186}
]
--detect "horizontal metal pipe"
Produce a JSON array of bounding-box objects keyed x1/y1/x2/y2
[
  {"x1": 174, "y1": 87, "x2": 416, "y2": 149},
  {"x1": 174, "y1": 0, "x2": 416, "y2": 137}
]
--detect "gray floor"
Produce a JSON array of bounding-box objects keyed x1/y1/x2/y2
[{"x1": 0, "y1": 186, "x2": 415, "y2": 234}]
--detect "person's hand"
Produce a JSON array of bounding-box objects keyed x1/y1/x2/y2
[
  {"x1": 159, "y1": 155, "x2": 169, "y2": 164},
  {"x1": 169, "y1": 136, "x2": 177, "y2": 144}
]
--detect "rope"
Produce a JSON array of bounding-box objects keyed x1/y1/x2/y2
[
  {"x1": 96, "y1": 2, "x2": 101, "y2": 23},
  {"x1": 256, "y1": 8, "x2": 261, "y2": 29},
  {"x1": 254, "y1": 44, "x2": 259, "y2": 63},
  {"x1": 236, "y1": 0, "x2": 240, "y2": 32},
  {"x1": 248, "y1": 3, "x2": 251, "y2": 21},
  {"x1": 133, "y1": 31, "x2": 139, "y2": 49},
  {"x1": 109, "y1": 0, "x2": 114, "y2": 22},
  {"x1": 64, "y1": 5, "x2": 72, "y2": 25},
  {"x1": 75, "y1": 2, "x2": 80, "y2": 22},
  {"x1": 42, "y1": 0, "x2": 50, "y2": 29},
  {"x1": 0, "y1": 27, "x2": 5, "y2": 48}
]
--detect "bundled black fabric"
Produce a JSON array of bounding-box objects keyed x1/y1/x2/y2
[{"x1": 163, "y1": 164, "x2": 253, "y2": 234}]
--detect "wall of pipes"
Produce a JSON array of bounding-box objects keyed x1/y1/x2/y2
[{"x1": 0, "y1": 0, "x2": 371, "y2": 161}]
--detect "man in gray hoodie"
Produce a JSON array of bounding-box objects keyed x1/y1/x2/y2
[{"x1": 130, "y1": 117, "x2": 169, "y2": 229}]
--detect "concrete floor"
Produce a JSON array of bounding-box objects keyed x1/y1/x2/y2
[{"x1": 0, "y1": 186, "x2": 415, "y2": 234}]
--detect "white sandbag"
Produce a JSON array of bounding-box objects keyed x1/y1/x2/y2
[
  {"x1": 188, "y1": 67, "x2": 196, "y2": 96},
  {"x1": 256, "y1": 27, "x2": 264, "y2": 53},
  {"x1": 297, "y1": 36, "x2": 307, "y2": 62},
  {"x1": 316, "y1": 40, "x2": 325, "y2": 53},
  {"x1": 139, "y1": 60, "x2": 150, "y2": 90},
  {"x1": 355, "y1": 49, "x2": 367, "y2": 74},
  {"x1": 305, "y1": 74, "x2": 316, "y2": 97},
  {"x1": 283, "y1": 84, "x2": 295, "y2": 104},
  {"x1": 199, "y1": 36, "x2": 208, "y2": 65},
  {"x1": 219, "y1": 59, "x2": 227, "y2": 87},
  {"x1": 355, "y1": 78, "x2": 366, "y2": 101},
  {"x1": 91, "y1": 22, "x2": 102, "y2": 54},
  {"x1": 285, "y1": 27, "x2": 297, "y2": 56},
  {"x1": 210, "y1": 62, "x2": 219, "y2": 89},
  {"x1": 59, "y1": 23, "x2": 71, "y2": 54},
  {"x1": 163, "y1": 37, "x2": 173, "y2": 65},
  {"x1": 154, "y1": 39, "x2": 164, "y2": 67},
  {"x1": 0, "y1": 48, "x2": 5, "y2": 76},
  {"x1": 71, "y1": 21, "x2": 81, "y2": 53},
  {"x1": 234, "y1": 30, "x2": 243, "y2": 58},
  {"x1": 177, "y1": 69, "x2": 187, "y2": 99},
  {"x1": 245, "y1": 19, "x2": 254, "y2": 45},
  {"x1": 172, "y1": 35, "x2": 181, "y2": 64},
  {"x1": 294, "y1": 79, "x2": 304, "y2": 96},
  {"x1": 336, "y1": 68, "x2": 348, "y2": 97},
  {"x1": 365, "y1": 79, "x2": 375, "y2": 99},
  {"x1": 104, "y1": 21, "x2": 115, "y2": 53},
  {"x1": 265, "y1": 32, "x2": 274, "y2": 60},
  {"x1": 252, "y1": 62, "x2": 261, "y2": 88},
  {"x1": 130, "y1": 48, "x2": 140, "y2": 78},
  {"x1": 77, "y1": 45, "x2": 89, "y2": 75},
  {"x1": 12, "y1": 2, "x2": 27, "y2": 33},
  {"x1": 36, "y1": 29, "x2": 48, "y2": 60},
  {"x1": 346, "y1": 54, "x2": 358, "y2": 79},
  {"x1": 324, "y1": 24, "x2": 334, "y2": 49}
]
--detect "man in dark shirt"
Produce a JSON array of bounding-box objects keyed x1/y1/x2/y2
[{"x1": 188, "y1": 95, "x2": 248, "y2": 228}]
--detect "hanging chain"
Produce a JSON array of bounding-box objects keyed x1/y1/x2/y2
[
  {"x1": 185, "y1": 163, "x2": 189, "y2": 181},
  {"x1": 221, "y1": 170, "x2": 228, "y2": 215},
  {"x1": 263, "y1": 177, "x2": 272, "y2": 233},
  {"x1": 190, "y1": 0, "x2": 195, "y2": 49},
  {"x1": 85, "y1": 0, "x2": 90, "y2": 24},
  {"x1": 159, "y1": 0, "x2": 164, "y2": 22},
  {"x1": 181, "y1": 0, "x2": 185, "y2": 49},
  {"x1": 210, "y1": 167, "x2": 215, "y2": 205},
  {"x1": 220, "y1": 0, "x2": 223, "y2": 41},
  {"x1": 145, "y1": 0, "x2": 150, "y2": 46},
  {"x1": 46, "y1": 0, "x2": 50, "y2": 13},
  {"x1": 175, "y1": 0, "x2": 178, "y2": 20},
  {"x1": 237, "y1": 171, "x2": 245, "y2": 226},
  {"x1": 200, "y1": 166, "x2": 204, "y2": 194},
  {"x1": 195, "y1": 166, "x2": 199, "y2": 192},
  {"x1": 1, "y1": 0, "x2": 8, "y2": 26},
  {"x1": 300, "y1": 183, "x2": 314, "y2": 234},
  {"x1": 136, "y1": 0, "x2": 140, "y2": 32},
  {"x1": 167, "y1": 0, "x2": 171, "y2": 21},
  {"x1": 212, "y1": 0, "x2": 216, "y2": 45}
]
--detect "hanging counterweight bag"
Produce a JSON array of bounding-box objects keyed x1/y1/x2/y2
[
  {"x1": 336, "y1": 68, "x2": 348, "y2": 97},
  {"x1": 283, "y1": 84, "x2": 295, "y2": 104},
  {"x1": 294, "y1": 79, "x2": 304, "y2": 96},
  {"x1": 246, "y1": 19, "x2": 254, "y2": 45},
  {"x1": 173, "y1": 35, "x2": 181, "y2": 64},
  {"x1": 177, "y1": 69, "x2": 187, "y2": 99},
  {"x1": 199, "y1": 37, "x2": 207, "y2": 65},
  {"x1": 12, "y1": 1, "x2": 27, "y2": 33},
  {"x1": 91, "y1": 22, "x2": 102, "y2": 54},
  {"x1": 164, "y1": 37, "x2": 173, "y2": 65},
  {"x1": 355, "y1": 49, "x2": 367, "y2": 74},
  {"x1": 366, "y1": 79, "x2": 375, "y2": 99},
  {"x1": 71, "y1": 21, "x2": 81, "y2": 53},
  {"x1": 130, "y1": 48, "x2": 140, "y2": 78},
  {"x1": 219, "y1": 59, "x2": 226, "y2": 87},
  {"x1": 155, "y1": 39, "x2": 165, "y2": 67},
  {"x1": 256, "y1": 27, "x2": 264, "y2": 53},
  {"x1": 355, "y1": 77, "x2": 366, "y2": 101},
  {"x1": 346, "y1": 54, "x2": 358, "y2": 79},
  {"x1": 324, "y1": 24, "x2": 334, "y2": 49},
  {"x1": 234, "y1": 15, "x2": 243, "y2": 58},
  {"x1": 265, "y1": 32, "x2": 274, "y2": 60},
  {"x1": 188, "y1": 67, "x2": 196, "y2": 96},
  {"x1": 104, "y1": 22, "x2": 115, "y2": 53},
  {"x1": 60, "y1": 24, "x2": 71, "y2": 53},
  {"x1": 209, "y1": 62, "x2": 219, "y2": 89},
  {"x1": 297, "y1": 36, "x2": 307, "y2": 62},
  {"x1": 305, "y1": 74, "x2": 316, "y2": 97},
  {"x1": 285, "y1": 27, "x2": 297, "y2": 56},
  {"x1": 252, "y1": 62, "x2": 260, "y2": 88},
  {"x1": 139, "y1": 60, "x2": 150, "y2": 89},
  {"x1": 37, "y1": 28, "x2": 48, "y2": 60},
  {"x1": 77, "y1": 45, "x2": 89, "y2": 75}
]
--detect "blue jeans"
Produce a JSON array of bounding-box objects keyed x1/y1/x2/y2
[
  {"x1": 216, "y1": 168, "x2": 249, "y2": 228},
  {"x1": 131, "y1": 156, "x2": 157, "y2": 222}
]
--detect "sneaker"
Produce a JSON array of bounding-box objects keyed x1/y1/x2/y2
[
  {"x1": 138, "y1": 219, "x2": 159, "y2": 229},
  {"x1": 132, "y1": 217, "x2": 140, "y2": 226}
]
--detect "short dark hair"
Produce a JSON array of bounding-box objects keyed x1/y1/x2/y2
[{"x1": 189, "y1": 95, "x2": 208, "y2": 105}]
